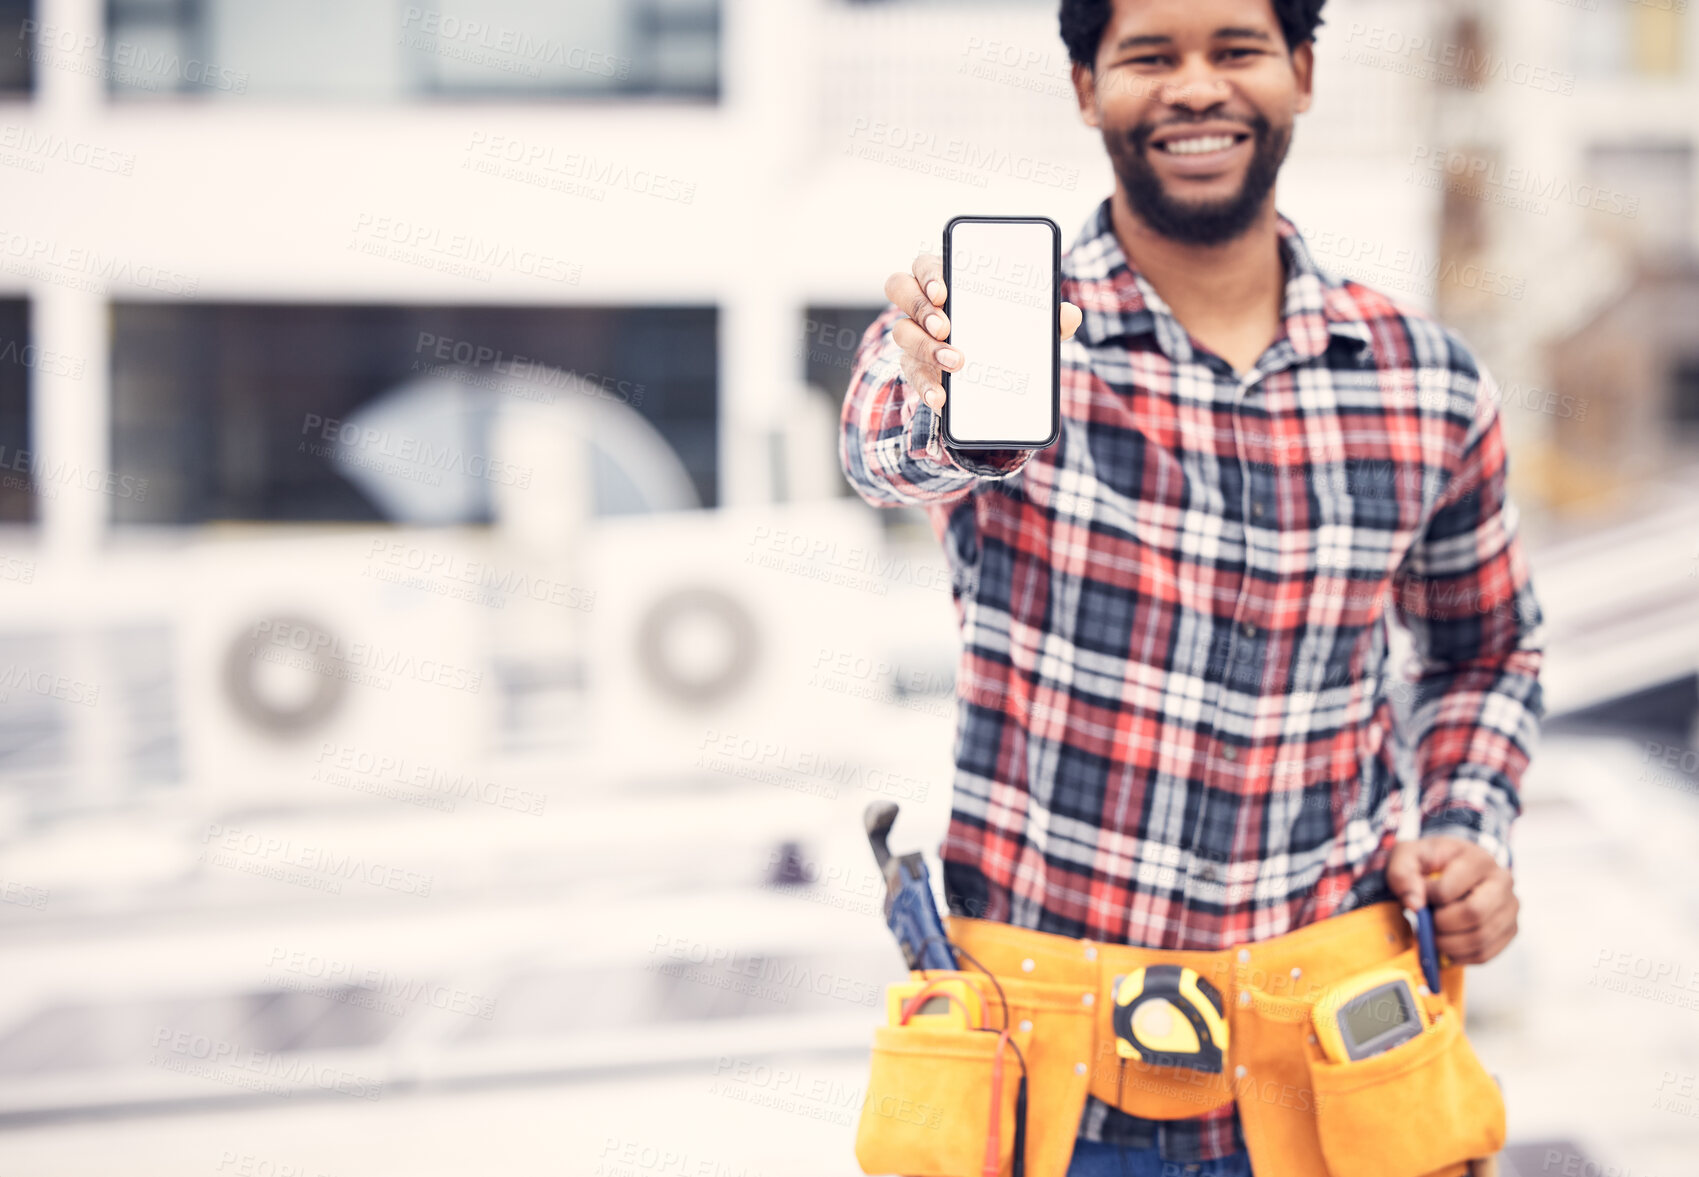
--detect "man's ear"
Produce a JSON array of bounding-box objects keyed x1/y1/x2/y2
[
  {"x1": 1071, "y1": 61, "x2": 1100, "y2": 128},
  {"x1": 1291, "y1": 40, "x2": 1315, "y2": 113}
]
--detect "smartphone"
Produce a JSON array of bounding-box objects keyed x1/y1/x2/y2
[{"x1": 940, "y1": 215, "x2": 1061, "y2": 450}]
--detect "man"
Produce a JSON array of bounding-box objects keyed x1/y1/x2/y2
[{"x1": 838, "y1": 0, "x2": 1545, "y2": 1173}]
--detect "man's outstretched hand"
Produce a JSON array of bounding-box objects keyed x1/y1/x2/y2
[
  {"x1": 885, "y1": 251, "x2": 1082, "y2": 413},
  {"x1": 1385, "y1": 834, "x2": 1519, "y2": 966}
]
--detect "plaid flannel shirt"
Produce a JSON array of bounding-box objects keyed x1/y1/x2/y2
[{"x1": 837, "y1": 196, "x2": 1546, "y2": 1162}]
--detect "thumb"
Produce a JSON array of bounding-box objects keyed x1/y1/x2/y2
[
  {"x1": 1385, "y1": 837, "x2": 1467, "y2": 910},
  {"x1": 1060, "y1": 301, "x2": 1082, "y2": 340}
]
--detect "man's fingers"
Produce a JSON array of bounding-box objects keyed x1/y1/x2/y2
[
  {"x1": 1060, "y1": 301, "x2": 1082, "y2": 340},
  {"x1": 884, "y1": 271, "x2": 949, "y2": 341},
  {"x1": 900, "y1": 354, "x2": 945, "y2": 411},
  {"x1": 913, "y1": 252, "x2": 946, "y2": 307},
  {"x1": 1426, "y1": 846, "x2": 1494, "y2": 908},
  {"x1": 1430, "y1": 870, "x2": 1512, "y2": 936},
  {"x1": 893, "y1": 317, "x2": 963, "y2": 374},
  {"x1": 1435, "y1": 893, "x2": 1518, "y2": 964}
]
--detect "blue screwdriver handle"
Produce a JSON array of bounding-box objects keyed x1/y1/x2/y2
[{"x1": 1415, "y1": 906, "x2": 1442, "y2": 994}]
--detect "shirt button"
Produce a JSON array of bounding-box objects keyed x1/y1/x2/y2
[
  {"x1": 1251, "y1": 502, "x2": 1266, "y2": 518},
  {"x1": 1222, "y1": 745, "x2": 1238, "y2": 761},
  {"x1": 1197, "y1": 864, "x2": 1218, "y2": 882},
  {"x1": 1242, "y1": 622, "x2": 1258, "y2": 638}
]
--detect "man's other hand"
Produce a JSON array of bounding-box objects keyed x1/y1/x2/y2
[{"x1": 1385, "y1": 834, "x2": 1519, "y2": 966}]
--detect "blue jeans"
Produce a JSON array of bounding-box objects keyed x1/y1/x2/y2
[{"x1": 1065, "y1": 1139, "x2": 1255, "y2": 1176}]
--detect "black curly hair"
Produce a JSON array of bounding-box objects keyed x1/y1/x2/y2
[{"x1": 1060, "y1": 0, "x2": 1328, "y2": 67}]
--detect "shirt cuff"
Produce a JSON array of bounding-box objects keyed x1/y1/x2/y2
[
  {"x1": 903, "y1": 394, "x2": 1035, "y2": 480},
  {"x1": 1419, "y1": 805, "x2": 1514, "y2": 872}
]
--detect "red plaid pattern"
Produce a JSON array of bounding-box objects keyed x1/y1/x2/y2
[{"x1": 837, "y1": 197, "x2": 1546, "y2": 1162}]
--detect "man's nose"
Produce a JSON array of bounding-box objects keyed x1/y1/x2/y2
[{"x1": 1158, "y1": 56, "x2": 1231, "y2": 111}]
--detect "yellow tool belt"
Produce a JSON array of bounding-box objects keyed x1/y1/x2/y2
[{"x1": 853, "y1": 899, "x2": 1505, "y2": 1177}]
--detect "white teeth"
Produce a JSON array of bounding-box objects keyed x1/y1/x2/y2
[{"x1": 1160, "y1": 135, "x2": 1238, "y2": 155}]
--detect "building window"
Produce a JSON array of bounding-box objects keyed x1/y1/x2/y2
[
  {"x1": 1584, "y1": 141, "x2": 1693, "y2": 255},
  {"x1": 102, "y1": 0, "x2": 719, "y2": 100},
  {"x1": 1671, "y1": 356, "x2": 1699, "y2": 431},
  {"x1": 0, "y1": 0, "x2": 32, "y2": 94},
  {"x1": 1573, "y1": 1, "x2": 1685, "y2": 77},
  {"x1": 0, "y1": 300, "x2": 30, "y2": 524},
  {"x1": 110, "y1": 303, "x2": 718, "y2": 525}
]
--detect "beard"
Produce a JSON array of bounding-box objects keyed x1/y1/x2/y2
[{"x1": 1104, "y1": 109, "x2": 1291, "y2": 246}]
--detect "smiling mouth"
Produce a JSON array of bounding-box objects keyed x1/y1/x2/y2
[{"x1": 1152, "y1": 132, "x2": 1251, "y2": 156}]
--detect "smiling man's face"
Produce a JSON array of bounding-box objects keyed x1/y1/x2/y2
[{"x1": 1073, "y1": 0, "x2": 1314, "y2": 245}]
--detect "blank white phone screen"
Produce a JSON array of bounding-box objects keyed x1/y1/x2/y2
[{"x1": 945, "y1": 219, "x2": 1055, "y2": 446}]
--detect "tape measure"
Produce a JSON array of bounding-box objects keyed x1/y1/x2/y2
[
  {"x1": 1110, "y1": 964, "x2": 1228, "y2": 1072},
  {"x1": 1312, "y1": 965, "x2": 1432, "y2": 1063}
]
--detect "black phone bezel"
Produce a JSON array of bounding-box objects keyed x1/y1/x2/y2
[{"x1": 939, "y1": 214, "x2": 1062, "y2": 451}]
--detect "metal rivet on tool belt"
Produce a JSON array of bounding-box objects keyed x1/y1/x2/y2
[
  {"x1": 1022, "y1": 958, "x2": 1036, "y2": 973},
  {"x1": 1308, "y1": 1034, "x2": 1318, "y2": 1044},
  {"x1": 1238, "y1": 990, "x2": 1250, "y2": 1006},
  {"x1": 1290, "y1": 967, "x2": 1302, "y2": 979},
  {"x1": 1084, "y1": 946, "x2": 1098, "y2": 961},
  {"x1": 1020, "y1": 1020, "x2": 1033, "y2": 1033},
  {"x1": 1082, "y1": 993, "x2": 1095, "y2": 1006},
  {"x1": 1237, "y1": 949, "x2": 1250, "y2": 963},
  {"x1": 1075, "y1": 1063, "x2": 1088, "y2": 1075},
  {"x1": 1234, "y1": 1065, "x2": 1247, "y2": 1080}
]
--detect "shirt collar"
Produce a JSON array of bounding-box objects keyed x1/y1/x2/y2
[{"x1": 1063, "y1": 195, "x2": 1375, "y2": 367}]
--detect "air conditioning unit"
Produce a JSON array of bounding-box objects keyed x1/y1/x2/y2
[
  {"x1": 581, "y1": 499, "x2": 892, "y2": 786},
  {"x1": 178, "y1": 532, "x2": 497, "y2": 807}
]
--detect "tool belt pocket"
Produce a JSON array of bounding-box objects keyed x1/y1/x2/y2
[
  {"x1": 1304, "y1": 984, "x2": 1505, "y2": 1177},
  {"x1": 854, "y1": 1020, "x2": 1023, "y2": 1177}
]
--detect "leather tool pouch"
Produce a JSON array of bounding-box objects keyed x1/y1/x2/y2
[
  {"x1": 853, "y1": 971, "x2": 1094, "y2": 1177},
  {"x1": 1234, "y1": 947, "x2": 1505, "y2": 1177}
]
